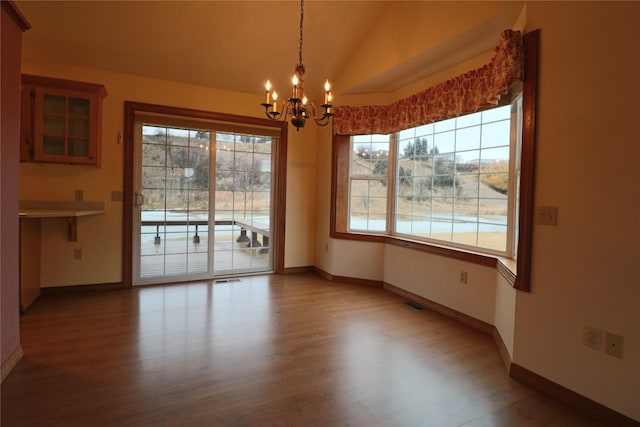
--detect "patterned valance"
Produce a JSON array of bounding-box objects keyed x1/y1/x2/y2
[{"x1": 333, "y1": 29, "x2": 523, "y2": 135}]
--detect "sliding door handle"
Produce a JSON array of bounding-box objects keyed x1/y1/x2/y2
[{"x1": 134, "y1": 192, "x2": 145, "y2": 207}]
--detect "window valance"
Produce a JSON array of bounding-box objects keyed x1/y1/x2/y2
[{"x1": 333, "y1": 29, "x2": 523, "y2": 135}]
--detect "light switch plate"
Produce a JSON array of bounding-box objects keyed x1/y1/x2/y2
[
  {"x1": 111, "y1": 190, "x2": 123, "y2": 202},
  {"x1": 536, "y1": 206, "x2": 558, "y2": 225}
]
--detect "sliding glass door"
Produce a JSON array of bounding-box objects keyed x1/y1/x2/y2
[{"x1": 132, "y1": 116, "x2": 276, "y2": 285}]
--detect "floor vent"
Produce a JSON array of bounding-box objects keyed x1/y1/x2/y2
[
  {"x1": 404, "y1": 300, "x2": 424, "y2": 311},
  {"x1": 215, "y1": 278, "x2": 242, "y2": 284}
]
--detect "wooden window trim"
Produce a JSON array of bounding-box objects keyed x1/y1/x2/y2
[
  {"x1": 122, "y1": 102, "x2": 288, "y2": 287},
  {"x1": 330, "y1": 30, "x2": 539, "y2": 291},
  {"x1": 513, "y1": 30, "x2": 539, "y2": 292}
]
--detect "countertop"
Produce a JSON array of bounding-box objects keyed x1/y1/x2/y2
[{"x1": 19, "y1": 200, "x2": 105, "y2": 218}]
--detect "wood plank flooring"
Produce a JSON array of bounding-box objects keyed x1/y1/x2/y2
[{"x1": 2, "y1": 273, "x2": 605, "y2": 426}]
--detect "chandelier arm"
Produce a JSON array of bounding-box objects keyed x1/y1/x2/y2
[
  {"x1": 304, "y1": 102, "x2": 334, "y2": 125},
  {"x1": 261, "y1": 99, "x2": 288, "y2": 122}
]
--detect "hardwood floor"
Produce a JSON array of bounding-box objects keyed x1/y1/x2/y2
[{"x1": 2, "y1": 273, "x2": 605, "y2": 426}]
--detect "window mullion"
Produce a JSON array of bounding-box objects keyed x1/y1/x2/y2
[{"x1": 388, "y1": 133, "x2": 398, "y2": 235}]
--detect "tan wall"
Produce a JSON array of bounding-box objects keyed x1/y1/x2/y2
[
  {"x1": 513, "y1": 1, "x2": 640, "y2": 419},
  {"x1": 315, "y1": 1, "x2": 640, "y2": 421},
  {"x1": 20, "y1": 61, "x2": 316, "y2": 287},
  {"x1": 384, "y1": 245, "x2": 498, "y2": 324}
]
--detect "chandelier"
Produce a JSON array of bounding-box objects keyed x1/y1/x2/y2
[{"x1": 260, "y1": 0, "x2": 333, "y2": 131}]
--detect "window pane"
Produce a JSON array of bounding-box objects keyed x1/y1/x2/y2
[
  {"x1": 480, "y1": 147, "x2": 509, "y2": 166},
  {"x1": 368, "y1": 195, "x2": 387, "y2": 216},
  {"x1": 167, "y1": 146, "x2": 188, "y2": 169},
  {"x1": 395, "y1": 197, "x2": 413, "y2": 216},
  {"x1": 482, "y1": 105, "x2": 510, "y2": 122},
  {"x1": 456, "y1": 174, "x2": 480, "y2": 199},
  {"x1": 414, "y1": 123, "x2": 434, "y2": 137},
  {"x1": 481, "y1": 120, "x2": 510, "y2": 148},
  {"x1": 42, "y1": 137, "x2": 65, "y2": 155},
  {"x1": 142, "y1": 126, "x2": 166, "y2": 144},
  {"x1": 215, "y1": 133, "x2": 235, "y2": 152},
  {"x1": 189, "y1": 130, "x2": 210, "y2": 148},
  {"x1": 433, "y1": 130, "x2": 455, "y2": 154},
  {"x1": 235, "y1": 135, "x2": 254, "y2": 152},
  {"x1": 452, "y1": 220, "x2": 478, "y2": 246},
  {"x1": 43, "y1": 116, "x2": 65, "y2": 135},
  {"x1": 478, "y1": 224, "x2": 507, "y2": 252},
  {"x1": 431, "y1": 220, "x2": 452, "y2": 241},
  {"x1": 456, "y1": 111, "x2": 481, "y2": 128},
  {"x1": 68, "y1": 118, "x2": 89, "y2": 137},
  {"x1": 350, "y1": 179, "x2": 370, "y2": 197},
  {"x1": 434, "y1": 117, "x2": 456, "y2": 133},
  {"x1": 352, "y1": 159, "x2": 372, "y2": 175},
  {"x1": 68, "y1": 98, "x2": 90, "y2": 117},
  {"x1": 348, "y1": 135, "x2": 390, "y2": 233},
  {"x1": 68, "y1": 138, "x2": 89, "y2": 157},
  {"x1": 43, "y1": 95, "x2": 65, "y2": 115},
  {"x1": 167, "y1": 128, "x2": 189, "y2": 146},
  {"x1": 455, "y1": 126, "x2": 481, "y2": 151}
]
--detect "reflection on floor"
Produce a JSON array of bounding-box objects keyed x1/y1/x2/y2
[{"x1": 2, "y1": 273, "x2": 608, "y2": 426}]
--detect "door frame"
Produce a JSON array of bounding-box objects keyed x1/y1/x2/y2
[{"x1": 123, "y1": 102, "x2": 288, "y2": 288}]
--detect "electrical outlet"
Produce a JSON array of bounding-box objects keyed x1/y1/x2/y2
[
  {"x1": 535, "y1": 206, "x2": 558, "y2": 226},
  {"x1": 459, "y1": 271, "x2": 468, "y2": 284},
  {"x1": 73, "y1": 248, "x2": 83, "y2": 260},
  {"x1": 74, "y1": 189, "x2": 84, "y2": 201},
  {"x1": 604, "y1": 332, "x2": 624, "y2": 358},
  {"x1": 583, "y1": 326, "x2": 602, "y2": 351}
]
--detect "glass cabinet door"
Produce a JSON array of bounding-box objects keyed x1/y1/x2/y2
[{"x1": 40, "y1": 92, "x2": 93, "y2": 161}]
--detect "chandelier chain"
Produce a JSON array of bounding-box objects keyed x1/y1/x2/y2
[{"x1": 298, "y1": 0, "x2": 304, "y2": 67}]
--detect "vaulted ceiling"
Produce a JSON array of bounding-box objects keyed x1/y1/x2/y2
[{"x1": 15, "y1": 1, "x2": 524, "y2": 101}]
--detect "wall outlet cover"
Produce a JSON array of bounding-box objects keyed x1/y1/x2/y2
[{"x1": 604, "y1": 332, "x2": 624, "y2": 358}]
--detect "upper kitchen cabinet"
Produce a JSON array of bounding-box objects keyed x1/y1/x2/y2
[{"x1": 21, "y1": 74, "x2": 107, "y2": 166}]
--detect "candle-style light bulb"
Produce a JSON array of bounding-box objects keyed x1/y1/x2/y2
[
  {"x1": 292, "y1": 75, "x2": 299, "y2": 98},
  {"x1": 302, "y1": 96, "x2": 308, "y2": 105},
  {"x1": 324, "y1": 80, "x2": 331, "y2": 105},
  {"x1": 272, "y1": 91, "x2": 278, "y2": 112},
  {"x1": 265, "y1": 80, "x2": 272, "y2": 104}
]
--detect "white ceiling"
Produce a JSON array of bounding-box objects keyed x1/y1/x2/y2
[{"x1": 15, "y1": 1, "x2": 523, "y2": 101}]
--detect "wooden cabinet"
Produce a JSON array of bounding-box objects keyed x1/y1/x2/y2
[{"x1": 21, "y1": 74, "x2": 106, "y2": 166}]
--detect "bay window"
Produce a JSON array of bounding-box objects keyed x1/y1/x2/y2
[
  {"x1": 331, "y1": 29, "x2": 538, "y2": 291},
  {"x1": 347, "y1": 99, "x2": 520, "y2": 257}
]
